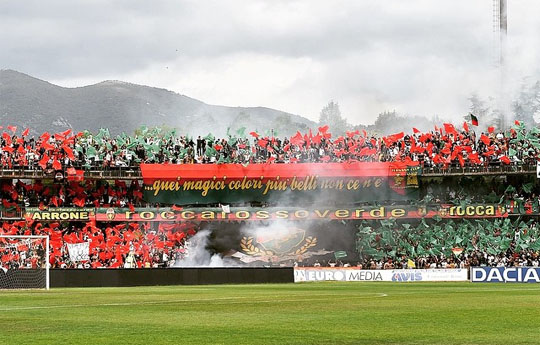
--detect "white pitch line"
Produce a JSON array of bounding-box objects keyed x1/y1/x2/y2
[{"x1": 0, "y1": 293, "x2": 387, "y2": 311}]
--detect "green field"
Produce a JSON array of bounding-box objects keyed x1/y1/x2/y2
[{"x1": 1, "y1": 282, "x2": 540, "y2": 345}]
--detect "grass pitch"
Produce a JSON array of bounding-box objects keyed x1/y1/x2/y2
[{"x1": 1, "y1": 282, "x2": 540, "y2": 345}]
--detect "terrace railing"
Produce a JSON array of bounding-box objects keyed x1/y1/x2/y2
[{"x1": 0, "y1": 163, "x2": 536, "y2": 180}]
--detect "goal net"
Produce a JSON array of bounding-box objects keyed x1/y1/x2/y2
[{"x1": 0, "y1": 235, "x2": 49, "y2": 289}]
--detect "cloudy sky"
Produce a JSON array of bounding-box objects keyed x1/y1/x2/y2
[{"x1": 1, "y1": 0, "x2": 539, "y2": 125}]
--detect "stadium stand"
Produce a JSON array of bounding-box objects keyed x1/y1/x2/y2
[{"x1": 1, "y1": 121, "x2": 540, "y2": 272}]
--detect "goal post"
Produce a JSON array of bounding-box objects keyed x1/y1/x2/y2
[{"x1": 0, "y1": 235, "x2": 49, "y2": 290}]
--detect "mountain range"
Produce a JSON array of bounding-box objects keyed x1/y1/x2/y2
[{"x1": 0, "y1": 70, "x2": 316, "y2": 137}]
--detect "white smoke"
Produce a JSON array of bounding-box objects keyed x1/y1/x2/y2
[{"x1": 174, "y1": 230, "x2": 237, "y2": 267}]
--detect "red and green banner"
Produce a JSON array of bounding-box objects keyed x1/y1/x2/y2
[
  {"x1": 140, "y1": 162, "x2": 422, "y2": 205},
  {"x1": 22, "y1": 204, "x2": 509, "y2": 222},
  {"x1": 90, "y1": 204, "x2": 506, "y2": 222}
]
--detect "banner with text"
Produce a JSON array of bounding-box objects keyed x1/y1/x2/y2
[
  {"x1": 140, "y1": 162, "x2": 421, "y2": 205},
  {"x1": 94, "y1": 204, "x2": 507, "y2": 222},
  {"x1": 471, "y1": 267, "x2": 540, "y2": 283},
  {"x1": 66, "y1": 242, "x2": 90, "y2": 262},
  {"x1": 24, "y1": 207, "x2": 95, "y2": 221},
  {"x1": 294, "y1": 268, "x2": 468, "y2": 282}
]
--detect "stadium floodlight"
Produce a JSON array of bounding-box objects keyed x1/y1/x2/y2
[{"x1": 0, "y1": 235, "x2": 49, "y2": 290}]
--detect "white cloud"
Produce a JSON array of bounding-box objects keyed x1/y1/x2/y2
[{"x1": 2, "y1": 0, "x2": 540, "y2": 125}]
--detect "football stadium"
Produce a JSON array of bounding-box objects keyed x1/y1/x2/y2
[
  {"x1": 1, "y1": 119, "x2": 540, "y2": 344},
  {"x1": 3, "y1": 1, "x2": 540, "y2": 344}
]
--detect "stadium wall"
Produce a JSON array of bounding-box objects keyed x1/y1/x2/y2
[{"x1": 50, "y1": 268, "x2": 294, "y2": 287}]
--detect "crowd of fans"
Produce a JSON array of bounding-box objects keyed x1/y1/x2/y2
[
  {"x1": 1, "y1": 179, "x2": 145, "y2": 209},
  {"x1": 1, "y1": 121, "x2": 539, "y2": 170},
  {"x1": 300, "y1": 250, "x2": 540, "y2": 269},
  {"x1": 1, "y1": 122, "x2": 540, "y2": 271},
  {"x1": 0, "y1": 216, "x2": 540, "y2": 269},
  {"x1": 0, "y1": 220, "x2": 198, "y2": 269}
]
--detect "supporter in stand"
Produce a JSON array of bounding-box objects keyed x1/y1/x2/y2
[
  {"x1": 0, "y1": 220, "x2": 197, "y2": 269},
  {"x1": 1, "y1": 122, "x2": 540, "y2": 270},
  {"x1": 0, "y1": 121, "x2": 537, "y2": 170}
]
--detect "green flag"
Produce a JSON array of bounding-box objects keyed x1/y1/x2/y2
[
  {"x1": 205, "y1": 146, "x2": 217, "y2": 158},
  {"x1": 504, "y1": 185, "x2": 516, "y2": 194},
  {"x1": 523, "y1": 182, "x2": 534, "y2": 193},
  {"x1": 334, "y1": 251, "x2": 347, "y2": 259},
  {"x1": 236, "y1": 127, "x2": 246, "y2": 138},
  {"x1": 204, "y1": 133, "x2": 215, "y2": 142},
  {"x1": 86, "y1": 146, "x2": 98, "y2": 159}
]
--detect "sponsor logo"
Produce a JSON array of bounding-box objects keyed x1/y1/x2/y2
[
  {"x1": 347, "y1": 271, "x2": 383, "y2": 281},
  {"x1": 294, "y1": 269, "x2": 467, "y2": 283},
  {"x1": 391, "y1": 271, "x2": 423, "y2": 282},
  {"x1": 471, "y1": 267, "x2": 540, "y2": 283}
]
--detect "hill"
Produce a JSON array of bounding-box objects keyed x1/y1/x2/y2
[{"x1": 0, "y1": 70, "x2": 316, "y2": 136}]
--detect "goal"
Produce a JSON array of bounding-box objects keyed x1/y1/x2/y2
[{"x1": 0, "y1": 235, "x2": 49, "y2": 289}]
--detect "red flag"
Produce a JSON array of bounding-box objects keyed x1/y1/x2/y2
[
  {"x1": 73, "y1": 197, "x2": 86, "y2": 207},
  {"x1": 458, "y1": 154, "x2": 465, "y2": 167},
  {"x1": 41, "y1": 141, "x2": 55, "y2": 151},
  {"x1": 52, "y1": 158, "x2": 62, "y2": 170},
  {"x1": 7, "y1": 125, "x2": 17, "y2": 133},
  {"x1": 51, "y1": 196, "x2": 59, "y2": 207},
  {"x1": 303, "y1": 133, "x2": 311, "y2": 146},
  {"x1": 2, "y1": 133, "x2": 12, "y2": 146},
  {"x1": 515, "y1": 120, "x2": 520, "y2": 126},
  {"x1": 63, "y1": 145, "x2": 75, "y2": 160},
  {"x1": 443, "y1": 123, "x2": 457, "y2": 135},
  {"x1": 500, "y1": 156, "x2": 511, "y2": 164},
  {"x1": 318, "y1": 125, "x2": 329, "y2": 133},
  {"x1": 22, "y1": 128, "x2": 30, "y2": 137},
  {"x1": 290, "y1": 131, "x2": 304, "y2": 146},
  {"x1": 2, "y1": 146, "x2": 14, "y2": 153},
  {"x1": 249, "y1": 131, "x2": 259, "y2": 138},
  {"x1": 469, "y1": 153, "x2": 480, "y2": 164},
  {"x1": 487, "y1": 126, "x2": 495, "y2": 134},
  {"x1": 412, "y1": 127, "x2": 420, "y2": 134},
  {"x1": 385, "y1": 132, "x2": 404, "y2": 145},
  {"x1": 38, "y1": 154, "x2": 49, "y2": 169},
  {"x1": 257, "y1": 139, "x2": 268, "y2": 148},
  {"x1": 40, "y1": 132, "x2": 51, "y2": 142},
  {"x1": 480, "y1": 134, "x2": 490, "y2": 146},
  {"x1": 171, "y1": 205, "x2": 183, "y2": 211},
  {"x1": 463, "y1": 122, "x2": 469, "y2": 132}
]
